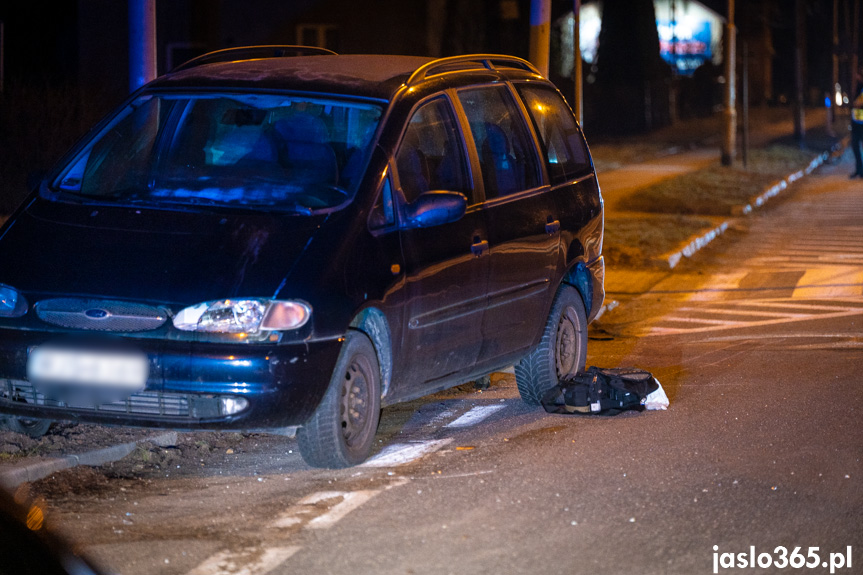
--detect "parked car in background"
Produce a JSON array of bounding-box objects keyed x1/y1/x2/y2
[{"x1": 0, "y1": 47, "x2": 604, "y2": 467}]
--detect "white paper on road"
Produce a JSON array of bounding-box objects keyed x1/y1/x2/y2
[{"x1": 644, "y1": 381, "x2": 669, "y2": 410}]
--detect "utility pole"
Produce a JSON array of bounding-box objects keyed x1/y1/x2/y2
[
  {"x1": 129, "y1": 0, "x2": 157, "y2": 91},
  {"x1": 743, "y1": 41, "x2": 750, "y2": 168},
  {"x1": 529, "y1": 0, "x2": 551, "y2": 78},
  {"x1": 573, "y1": 0, "x2": 583, "y2": 125},
  {"x1": 833, "y1": 0, "x2": 839, "y2": 104},
  {"x1": 669, "y1": 0, "x2": 678, "y2": 124},
  {"x1": 852, "y1": 0, "x2": 860, "y2": 99},
  {"x1": 793, "y1": 0, "x2": 806, "y2": 144},
  {"x1": 721, "y1": 0, "x2": 736, "y2": 166},
  {"x1": 0, "y1": 21, "x2": 4, "y2": 95}
]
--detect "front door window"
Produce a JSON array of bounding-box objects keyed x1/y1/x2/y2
[{"x1": 395, "y1": 97, "x2": 471, "y2": 204}]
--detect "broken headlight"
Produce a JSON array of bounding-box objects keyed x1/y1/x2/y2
[{"x1": 172, "y1": 299, "x2": 311, "y2": 333}]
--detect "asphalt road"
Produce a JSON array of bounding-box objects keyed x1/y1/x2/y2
[{"x1": 29, "y1": 157, "x2": 863, "y2": 575}]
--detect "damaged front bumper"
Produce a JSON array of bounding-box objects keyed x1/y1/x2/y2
[{"x1": 0, "y1": 330, "x2": 343, "y2": 430}]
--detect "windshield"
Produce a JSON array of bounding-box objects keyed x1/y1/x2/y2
[{"x1": 53, "y1": 93, "x2": 383, "y2": 211}]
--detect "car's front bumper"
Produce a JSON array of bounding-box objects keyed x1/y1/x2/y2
[{"x1": 0, "y1": 330, "x2": 343, "y2": 430}]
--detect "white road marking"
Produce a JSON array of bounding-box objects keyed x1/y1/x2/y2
[
  {"x1": 199, "y1": 479, "x2": 408, "y2": 573},
  {"x1": 685, "y1": 332, "x2": 862, "y2": 342},
  {"x1": 269, "y1": 479, "x2": 409, "y2": 532},
  {"x1": 185, "y1": 546, "x2": 300, "y2": 575},
  {"x1": 660, "y1": 316, "x2": 751, "y2": 326},
  {"x1": 736, "y1": 299, "x2": 863, "y2": 311},
  {"x1": 792, "y1": 266, "x2": 863, "y2": 298},
  {"x1": 423, "y1": 469, "x2": 496, "y2": 480},
  {"x1": 305, "y1": 490, "x2": 380, "y2": 530},
  {"x1": 269, "y1": 515, "x2": 304, "y2": 528},
  {"x1": 361, "y1": 438, "x2": 453, "y2": 467},
  {"x1": 177, "y1": 395, "x2": 511, "y2": 573},
  {"x1": 646, "y1": 298, "x2": 863, "y2": 336},
  {"x1": 444, "y1": 404, "x2": 506, "y2": 428},
  {"x1": 429, "y1": 409, "x2": 456, "y2": 425},
  {"x1": 677, "y1": 306, "x2": 809, "y2": 318},
  {"x1": 686, "y1": 272, "x2": 749, "y2": 302}
]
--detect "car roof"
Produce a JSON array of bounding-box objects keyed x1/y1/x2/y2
[
  {"x1": 151, "y1": 55, "x2": 434, "y2": 101},
  {"x1": 148, "y1": 51, "x2": 545, "y2": 102}
]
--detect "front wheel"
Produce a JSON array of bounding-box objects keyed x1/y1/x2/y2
[
  {"x1": 514, "y1": 285, "x2": 588, "y2": 405},
  {"x1": 297, "y1": 331, "x2": 381, "y2": 468},
  {"x1": 0, "y1": 416, "x2": 52, "y2": 438}
]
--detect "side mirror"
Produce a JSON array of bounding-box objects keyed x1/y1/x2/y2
[{"x1": 402, "y1": 191, "x2": 467, "y2": 229}]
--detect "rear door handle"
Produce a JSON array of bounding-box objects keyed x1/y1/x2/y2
[
  {"x1": 545, "y1": 218, "x2": 561, "y2": 235},
  {"x1": 471, "y1": 237, "x2": 489, "y2": 257}
]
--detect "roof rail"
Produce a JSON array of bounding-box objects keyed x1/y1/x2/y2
[
  {"x1": 405, "y1": 54, "x2": 541, "y2": 87},
  {"x1": 172, "y1": 45, "x2": 337, "y2": 72}
]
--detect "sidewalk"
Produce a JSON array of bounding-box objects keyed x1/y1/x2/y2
[{"x1": 590, "y1": 107, "x2": 846, "y2": 302}]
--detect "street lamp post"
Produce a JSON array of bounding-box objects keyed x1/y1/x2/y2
[
  {"x1": 529, "y1": 0, "x2": 551, "y2": 78},
  {"x1": 573, "y1": 0, "x2": 583, "y2": 126},
  {"x1": 793, "y1": 0, "x2": 806, "y2": 144},
  {"x1": 129, "y1": 0, "x2": 157, "y2": 92},
  {"x1": 721, "y1": 0, "x2": 737, "y2": 166}
]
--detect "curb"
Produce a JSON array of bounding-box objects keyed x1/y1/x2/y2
[
  {"x1": 656, "y1": 150, "x2": 831, "y2": 270},
  {"x1": 735, "y1": 151, "x2": 830, "y2": 216},
  {"x1": 0, "y1": 431, "x2": 178, "y2": 489},
  {"x1": 596, "y1": 147, "x2": 834, "y2": 319},
  {"x1": 656, "y1": 220, "x2": 731, "y2": 270}
]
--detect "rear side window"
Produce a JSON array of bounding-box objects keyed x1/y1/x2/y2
[
  {"x1": 516, "y1": 85, "x2": 591, "y2": 185},
  {"x1": 395, "y1": 97, "x2": 471, "y2": 204},
  {"x1": 457, "y1": 86, "x2": 541, "y2": 199}
]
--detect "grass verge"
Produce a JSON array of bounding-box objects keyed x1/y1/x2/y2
[
  {"x1": 603, "y1": 214, "x2": 717, "y2": 268},
  {"x1": 616, "y1": 146, "x2": 815, "y2": 216}
]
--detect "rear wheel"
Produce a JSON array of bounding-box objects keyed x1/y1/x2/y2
[
  {"x1": 0, "y1": 416, "x2": 52, "y2": 438},
  {"x1": 514, "y1": 285, "x2": 588, "y2": 405},
  {"x1": 297, "y1": 331, "x2": 381, "y2": 468}
]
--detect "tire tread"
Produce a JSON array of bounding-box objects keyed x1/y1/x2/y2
[
  {"x1": 515, "y1": 285, "x2": 587, "y2": 406},
  {"x1": 297, "y1": 331, "x2": 380, "y2": 468}
]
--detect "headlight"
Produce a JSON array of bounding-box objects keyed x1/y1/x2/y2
[
  {"x1": 172, "y1": 299, "x2": 311, "y2": 333},
  {"x1": 0, "y1": 283, "x2": 28, "y2": 317}
]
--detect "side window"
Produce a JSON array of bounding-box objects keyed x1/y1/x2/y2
[
  {"x1": 516, "y1": 85, "x2": 591, "y2": 185},
  {"x1": 395, "y1": 98, "x2": 471, "y2": 204},
  {"x1": 457, "y1": 86, "x2": 541, "y2": 199},
  {"x1": 368, "y1": 171, "x2": 396, "y2": 231}
]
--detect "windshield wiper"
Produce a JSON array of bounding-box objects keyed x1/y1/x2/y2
[{"x1": 119, "y1": 195, "x2": 317, "y2": 215}]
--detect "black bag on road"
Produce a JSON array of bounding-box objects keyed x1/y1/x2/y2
[{"x1": 540, "y1": 366, "x2": 660, "y2": 416}]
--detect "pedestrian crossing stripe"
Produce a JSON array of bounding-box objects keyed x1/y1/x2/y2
[
  {"x1": 677, "y1": 266, "x2": 863, "y2": 302},
  {"x1": 644, "y1": 297, "x2": 863, "y2": 336}
]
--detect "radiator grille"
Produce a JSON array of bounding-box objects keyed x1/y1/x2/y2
[
  {"x1": 2, "y1": 380, "x2": 191, "y2": 418},
  {"x1": 35, "y1": 298, "x2": 168, "y2": 332}
]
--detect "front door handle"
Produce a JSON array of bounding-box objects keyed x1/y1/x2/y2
[
  {"x1": 471, "y1": 237, "x2": 489, "y2": 257},
  {"x1": 545, "y1": 218, "x2": 561, "y2": 235}
]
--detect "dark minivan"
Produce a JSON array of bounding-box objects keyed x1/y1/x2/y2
[{"x1": 0, "y1": 48, "x2": 604, "y2": 467}]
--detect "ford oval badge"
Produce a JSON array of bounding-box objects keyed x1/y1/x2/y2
[{"x1": 85, "y1": 308, "x2": 110, "y2": 319}]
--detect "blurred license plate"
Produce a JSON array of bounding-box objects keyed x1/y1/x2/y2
[{"x1": 27, "y1": 347, "x2": 149, "y2": 390}]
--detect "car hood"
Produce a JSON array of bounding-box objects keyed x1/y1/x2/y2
[{"x1": 0, "y1": 198, "x2": 331, "y2": 305}]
